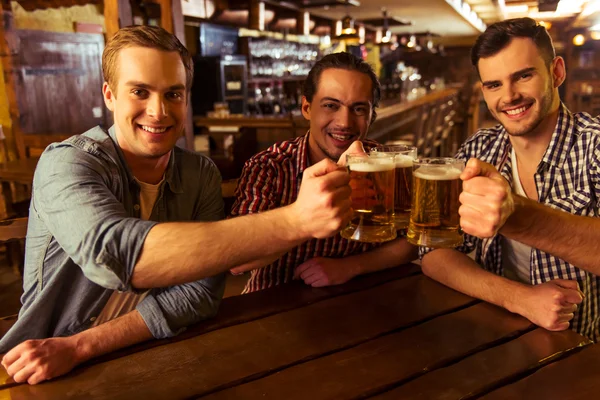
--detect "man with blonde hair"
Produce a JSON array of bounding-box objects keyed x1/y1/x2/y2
[{"x1": 0, "y1": 25, "x2": 352, "y2": 384}]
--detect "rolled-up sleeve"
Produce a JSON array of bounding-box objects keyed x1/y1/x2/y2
[
  {"x1": 137, "y1": 158, "x2": 226, "y2": 338},
  {"x1": 32, "y1": 145, "x2": 156, "y2": 292}
]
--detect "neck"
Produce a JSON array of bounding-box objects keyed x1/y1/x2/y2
[
  {"x1": 509, "y1": 103, "x2": 560, "y2": 168},
  {"x1": 123, "y1": 150, "x2": 170, "y2": 184}
]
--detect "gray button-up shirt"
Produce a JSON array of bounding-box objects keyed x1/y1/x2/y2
[{"x1": 0, "y1": 126, "x2": 225, "y2": 352}]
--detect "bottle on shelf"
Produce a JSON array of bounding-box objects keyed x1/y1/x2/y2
[
  {"x1": 247, "y1": 83, "x2": 262, "y2": 116},
  {"x1": 259, "y1": 84, "x2": 275, "y2": 115}
]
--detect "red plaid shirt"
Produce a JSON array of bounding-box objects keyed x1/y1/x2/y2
[{"x1": 230, "y1": 133, "x2": 380, "y2": 293}]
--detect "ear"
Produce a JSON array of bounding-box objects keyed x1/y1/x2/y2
[
  {"x1": 551, "y1": 56, "x2": 566, "y2": 89},
  {"x1": 301, "y1": 96, "x2": 311, "y2": 120},
  {"x1": 102, "y1": 82, "x2": 116, "y2": 112}
]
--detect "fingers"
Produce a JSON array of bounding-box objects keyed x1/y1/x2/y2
[
  {"x1": 304, "y1": 158, "x2": 343, "y2": 178},
  {"x1": 546, "y1": 321, "x2": 570, "y2": 332},
  {"x1": 338, "y1": 141, "x2": 367, "y2": 167},
  {"x1": 553, "y1": 279, "x2": 585, "y2": 298},
  {"x1": 2, "y1": 347, "x2": 21, "y2": 368},
  {"x1": 317, "y1": 169, "x2": 352, "y2": 190},
  {"x1": 11, "y1": 362, "x2": 36, "y2": 384},
  {"x1": 460, "y1": 158, "x2": 501, "y2": 181}
]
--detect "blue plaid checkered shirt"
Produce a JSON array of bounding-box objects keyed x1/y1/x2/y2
[{"x1": 425, "y1": 104, "x2": 600, "y2": 340}]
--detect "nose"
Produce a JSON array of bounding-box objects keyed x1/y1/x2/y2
[
  {"x1": 501, "y1": 83, "x2": 521, "y2": 105},
  {"x1": 146, "y1": 94, "x2": 167, "y2": 120},
  {"x1": 334, "y1": 106, "x2": 353, "y2": 129}
]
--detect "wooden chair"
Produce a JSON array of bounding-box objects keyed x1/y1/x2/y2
[{"x1": 0, "y1": 217, "x2": 28, "y2": 278}]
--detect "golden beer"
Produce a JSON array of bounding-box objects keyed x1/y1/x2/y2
[
  {"x1": 373, "y1": 145, "x2": 418, "y2": 230},
  {"x1": 407, "y1": 158, "x2": 464, "y2": 248},
  {"x1": 340, "y1": 154, "x2": 396, "y2": 243}
]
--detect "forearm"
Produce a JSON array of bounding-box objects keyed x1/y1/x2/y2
[
  {"x1": 133, "y1": 206, "x2": 309, "y2": 288},
  {"x1": 501, "y1": 195, "x2": 600, "y2": 274},
  {"x1": 421, "y1": 249, "x2": 528, "y2": 314},
  {"x1": 231, "y1": 251, "x2": 287, "y2": 273},
  {"x1": 347, "y1": 238, "x2": 418, "y2": 277},
  {"x1": 71, "y1": 311, "x2": 152, "y2": 365}
]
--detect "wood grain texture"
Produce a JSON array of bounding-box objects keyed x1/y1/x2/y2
[
  {"x1": 480, "y1": 343, "x2": 600, "y2": 400},
  {"x1": 372, "y1": 328, "x2": 590, "y2": 400},
  {"x1": 203, "y1": 303, "x2": 533, "y2": 400},
  {"x1": 0, "y1": 272, "x2": 475, "y2": 399}
]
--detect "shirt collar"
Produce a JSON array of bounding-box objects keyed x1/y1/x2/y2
[
  {"x1": 108, "y1": 125, "x2": 183, "y2": 194},
  {"x1": 296, "y1": 131, "x2": 311, "y2": 177},
  {"x1": 541, "y1": 103, "x2": 576, "y2": 170}
]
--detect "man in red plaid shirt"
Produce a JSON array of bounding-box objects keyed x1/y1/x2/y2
[{"x1": 231, "y1": 53, "x2": 417, "y2": 293}]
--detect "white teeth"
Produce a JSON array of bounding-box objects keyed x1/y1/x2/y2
[
  {"x1": 331, "y1": 133, "x2": 349, "y2": 141},
  {"x1": 506, "y1": 106, "x2": 528, "y2": 116},
  {"x1": 141, "y1": 125, "x2": 167, "y2": 133}
]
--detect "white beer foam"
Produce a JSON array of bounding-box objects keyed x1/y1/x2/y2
[
  {"x1": 350, "y1": 162, "x2": 394, "y2": 172},
  {"x1": 414, "y1": 166, "x2": 462, "y2": 180},
  {"x1": 395, "y1": 155, "x2": 414, "y2": 168}
]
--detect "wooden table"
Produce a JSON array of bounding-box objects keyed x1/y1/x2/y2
[{"x1": 0, "y1": 265, "x2": 595, "y2": 399}]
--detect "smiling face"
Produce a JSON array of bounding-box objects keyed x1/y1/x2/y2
[
  {"x1": 102, "y1": 46, "x2": 187, "y2": 161},
  {"x1": 301, "y1": 68, "x2": 373, "y2": 163},
  {"x1": 478, "y1": 37, "x2": 565, "y2": 138}
]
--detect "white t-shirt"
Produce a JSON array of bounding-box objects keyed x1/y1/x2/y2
[
  {"x1": 501, "y1": 148, "x2": 532, "y2": 284},
  {"x1": 91, "y1": 177, "x2": 163, "y2": 327}
]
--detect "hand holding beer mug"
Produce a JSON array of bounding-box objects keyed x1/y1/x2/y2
[
  {"x1": 372, "y1": 145, "x2": 417, "y2": 230},
  {"x1": 340, "y1": 154, "x2": 396, "y2": 243},
  {"x1": 407, "y1": 158, "x2": 464, "y2": 248}
]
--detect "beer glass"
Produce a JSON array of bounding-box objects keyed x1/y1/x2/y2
[
  {"x1": 407, "y1": 158, "x2": 464, "y2": 248},
  {"x1": 340, "y1": 154, "x2": 396, "y2": 243},
  {"x1": 372, "y1": 145, "x2": 417, "y2": 230}
]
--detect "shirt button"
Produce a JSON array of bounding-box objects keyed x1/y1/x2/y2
[
  {"x1": 90, "y1": 317, "x2": 97, "y2": 322},
  {"x1": 134, "y1": 204, "x2": 140, "y2": 211}
]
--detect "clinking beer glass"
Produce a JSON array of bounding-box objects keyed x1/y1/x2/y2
[
  {"x1": 340, "y1": 153, "x2": 396, "y2": 243},
  {"x1": 372, "y1": 145, "x2": 417, "y2": 230},
  {"x1": 407, "y1": 158, "x2": 464, "y2": 248}
]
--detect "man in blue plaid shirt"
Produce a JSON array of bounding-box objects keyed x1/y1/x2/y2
[{"x1": 422, "y1": 17, "x2": 600, "y2": 340}]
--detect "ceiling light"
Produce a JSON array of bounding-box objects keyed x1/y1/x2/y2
[
  {"x1": 341, "y1": 15, "x2": 356, "y2": 35},
  {"x1": 538, "y1": 21, "x2": 552, "y2": 30},
  {"x1": 591, "y1": 31, "x2": 600, "y2": 40},
  {"x1": 573, "y1": 34, "x2": 586, "y2": 46},
  {"x1": 506, "y1": 5, "x2": 529, "y2": 13}
]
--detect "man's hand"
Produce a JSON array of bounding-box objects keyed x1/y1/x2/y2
[
  {"x1": 294, "y1": 257, "x2": 358, "y2": 287},
  {"x1": 337, "y1": 141, "x2": 367, "y2": 167},
  {"x1": 1, "y1": 336, "x2": 82, "y2": 385},
  {"x1": 459, "y1": 158, "x2": 514, "y2": 238},
  {"x1": 291, "y1": 159, "x2": 352, "y2": 239},
  {"x1": 515, "y1": 280, "x2": 584, "y2": 331}
]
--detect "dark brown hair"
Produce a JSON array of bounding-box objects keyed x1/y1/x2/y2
[
  {"x1": 103, "y1": 25, "x2": 193, "y2": 91},
  {"x1": 303, "y1": 52, "x2": 381, "y2": 124},
  {"x1": 471, "y1": 17, "x2": 555, "y2": 76}
]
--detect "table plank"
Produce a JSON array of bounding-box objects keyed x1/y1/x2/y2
[
  {"x1": 202, "y1": 302, "x2": 534, "y2": 400},
  {"x1": 371, "y1": 328, "x2": 590, "y2": 400},
  {"x1": 86, "y1": 265, "x2": 421, "y2": 366},
  {"x1": 0, "y1": 274, "x2": 475, "y2": 399},
  {"x1": 480, "y1": 343, "x2": 600, "y2": 400},
  {"x1": 0, "y1": 264, "x2": 422, "y2": 391}
]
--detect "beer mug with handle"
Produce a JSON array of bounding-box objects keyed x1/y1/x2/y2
[
  {"x1": 407, "y1": 158, "x2": 464, "y2": 248},
  {"x1": 340, "y1": 153, "x2": 397, "y2": 243},
  {"x1": 372, "y1": 145, "x2": 417, "y2": 230}
]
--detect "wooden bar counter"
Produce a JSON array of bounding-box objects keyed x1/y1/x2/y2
[{"x1": 0, "y1": 264, "x2": 594, "y2": 399}]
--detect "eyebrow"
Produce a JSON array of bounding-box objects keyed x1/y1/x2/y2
[
  {"x1": 481, "y1": 67, "x2": 537, "y2": 87},
  {"x1": 320, "y1": 97, "x2": 371, "y2": 107},
  {"x1": 124, "y1": 81, "x2": 185, "y2": 91}
]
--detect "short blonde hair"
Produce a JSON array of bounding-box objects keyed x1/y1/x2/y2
[{"x1": 102, "y1": 25, "x2": 193, "y2": 91}]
